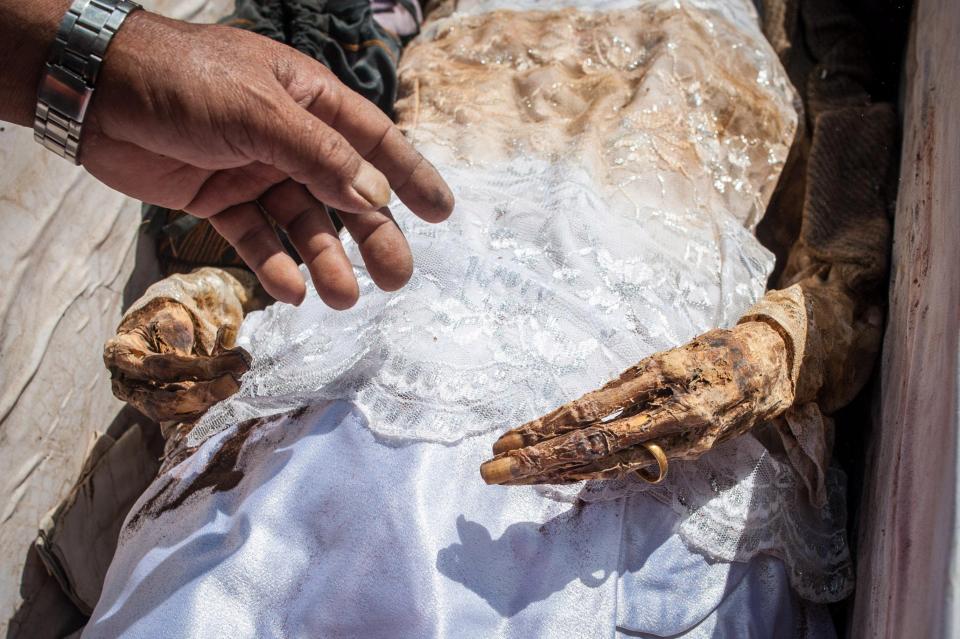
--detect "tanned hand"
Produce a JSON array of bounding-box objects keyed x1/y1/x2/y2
[{"x1": 0, "y1": 0, "x2": 455, "y2": 308}]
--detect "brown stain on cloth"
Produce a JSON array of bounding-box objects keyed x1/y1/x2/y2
[{"x1": 123, "y1": 415, "x2": 271, "y2": 534}]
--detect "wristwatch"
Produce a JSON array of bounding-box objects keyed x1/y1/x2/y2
[{"x1": 34, "y1": 0, "x2": 142, "y2": 164}]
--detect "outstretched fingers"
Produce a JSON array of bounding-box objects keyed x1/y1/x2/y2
[
  {"x1": 208, "y1": 202, "x2": 305, "y2": 305},
  {"x1": 259, "y1": 181, "x2": 359, "y2": 309},
  {"x1": 480, "y1": 403, "x2": 693, "y2": 485},
  {"x1": 298, "y1": 63, "x2": 454, "y2": 222},
  {"x1": 491, "y1": 359, "x2": 667, "y2": 455}
]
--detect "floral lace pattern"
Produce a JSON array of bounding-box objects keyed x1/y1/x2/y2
[
  {"x1": 191, "y1": 154, "x2": 773, "y2": 446},
  {"x1": 582, "y1": 432, "x2": 853, "y2": 603},
  {"x1": 189, "y1": 0, "x2": 851, "y2": 604}
]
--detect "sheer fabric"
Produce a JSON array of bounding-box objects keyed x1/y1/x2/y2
[
  {"x1": 91, "y1": 1, "x2": 850, "y2": 633},
  {"x1": 186, "y1": 0, "x2": 848, "y2": 601}
]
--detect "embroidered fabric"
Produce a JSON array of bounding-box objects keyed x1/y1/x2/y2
[
  {"x1": 192, "y1": 0, "x2": 795, "y2": 447},
  {"x1": 582, "y1": 434, "x2": 854, "y2": 603},
  {"x1": 192, "y1": 154, "x2": 774, "y2": 447},
  {"x1": 188, "y1": 0, "x2": 851, "y2": 603}
]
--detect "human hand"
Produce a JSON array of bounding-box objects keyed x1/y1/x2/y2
[
  {"x1": 81, "y1": 11, "x2": 453, "y2": 307},
  {"x1": 103, "y1": 268, "x2": 258, "y2": 423},
  {"x1": 480, "y1": 321, "x2": 794, "y2": 485}
]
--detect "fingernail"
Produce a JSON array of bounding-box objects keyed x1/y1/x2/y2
[
  {"x1": 492, "y1": 433, "x2": 525, "y2": 455},
  {"x1": 352, "y1": 162, "x2": 391, "y2": 209},
  {"x1": 480, "y1": 457, "x2": 520, "y2": 485}
]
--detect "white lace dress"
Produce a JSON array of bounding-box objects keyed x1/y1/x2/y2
[{"x1": 84, "y1": 1, "x2": 851, "y2": 636}]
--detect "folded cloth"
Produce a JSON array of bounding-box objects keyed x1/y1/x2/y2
[
  {"x1": 372, "y1": 0, "x2": 423, "y2": 38},
  {"x1": 223, "y1": 0, "x2": 411, "y2": 114}
]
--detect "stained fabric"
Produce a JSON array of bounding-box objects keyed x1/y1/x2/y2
[
  {"x1": 79, "y1": 0, "x2": 882, "y2": 634},
  {"x1": 84, "y1": 403, "x2": 835, "y2": 638}
]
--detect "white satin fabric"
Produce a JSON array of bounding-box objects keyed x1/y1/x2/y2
[
  {"x1": 86, "y1": 402, "x2": 834, "y2": 638},
  {"x1": 85, "y1": 0, "x2": 848, "y2": 635}
]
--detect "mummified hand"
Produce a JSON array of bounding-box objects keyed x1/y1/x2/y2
[
  {"x1": 104, "y1": 268, "x2": 260, "y2": 423},
  {"x1": 480, "y1": 321, "x2": 795, "y2": 485}
]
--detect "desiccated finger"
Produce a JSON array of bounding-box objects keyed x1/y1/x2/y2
[
  {"x1": 105, "y1": 336, "x2": 250, "y2": 383},
  {"x1": 552, "y1": 439, "x2": 675, "y2": 482},
  {"x1": 497, "y1": 435, "x2": 691, "y2": 485},
  {"x1": 491, "y1": 359, "x2": 667, "y2": 455},
  {"x1": 481, "y1": 402, "x2": 695, "y2": 485},
  {"x1": 112, "y1": 373, "x2": 243, "y2": 423}
]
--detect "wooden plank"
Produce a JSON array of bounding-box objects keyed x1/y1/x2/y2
[{"x1": 852, "y1": 0, "x2": 960, "y2": 636}]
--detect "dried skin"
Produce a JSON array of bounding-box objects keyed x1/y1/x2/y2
[
  {"x1": 481, "y1": 266, "x2": 883, "y2": 486},
  {"x1": 103, "y1": 267, "x2": 263, "y2": 423},
  {"x1": 481, "y1": 321, "x2": 793, "y2": 484},
  {"x1": 100, "y1": 3, "x2": 891, "y2": 493},
  {"x1": 481, "y1": 0, "x2": 894, "y2": 487}
]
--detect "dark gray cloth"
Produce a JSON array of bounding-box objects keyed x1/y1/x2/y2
[{"x1": 224, "y1": 0, "x2": 408, "y2": 115}]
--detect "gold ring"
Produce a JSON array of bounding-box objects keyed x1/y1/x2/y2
[{"x1": 634, "y1": 443, "x2": 668, "y2": 484}]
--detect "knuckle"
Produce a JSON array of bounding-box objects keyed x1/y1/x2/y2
[
  {"x1": 364, "y1": 124, "x2": 396, "y2": 164},
  {"x1": 395, "y1": 149, "x2": 425, "y2": 192},
  {"x1": 279, "y1": 206, "x2": 314, "y2": 234},
  {"x1": 317, "y1": 129, "x2": 348, "y2": 161},
  {"x1": 281, "y1": 52, "x2": 339, "y2": 112},
  {"x1": 315, "y1": 73, "x2": 344, "y2": 122}
]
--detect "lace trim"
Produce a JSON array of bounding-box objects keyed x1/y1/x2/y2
[{"x1": 581, "y1": 433, "x2": 853, "y2": 603}]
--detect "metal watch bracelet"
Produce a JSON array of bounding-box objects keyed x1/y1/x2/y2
[{"x1": 33, "y1": 0, "x2": 142, "y2": 164}]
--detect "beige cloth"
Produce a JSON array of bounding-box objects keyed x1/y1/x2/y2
[{"x1": 0, "y1": 0, "x2": 233, "y2": 633}]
